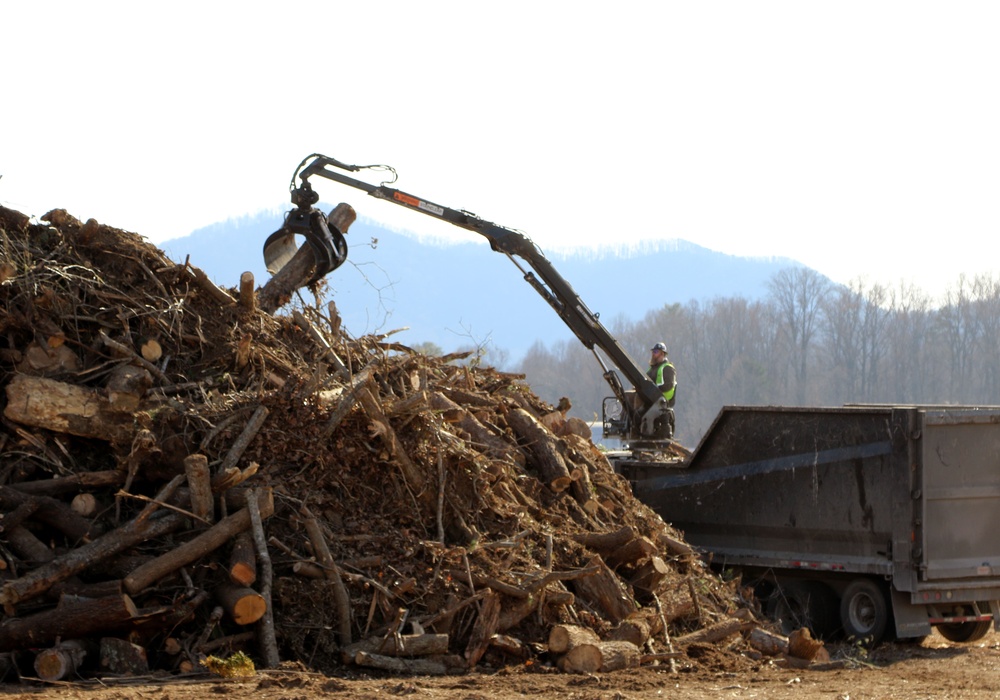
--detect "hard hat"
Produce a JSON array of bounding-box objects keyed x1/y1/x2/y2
[{"x1": 651, "y1": 342, "x2": 667, "y2": 353}]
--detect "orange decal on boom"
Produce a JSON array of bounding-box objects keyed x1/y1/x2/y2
[{"x1": 394, "y1": 192, "x2": 421, "y2": 207}]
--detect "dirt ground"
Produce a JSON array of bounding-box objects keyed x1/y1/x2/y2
[{"x1": 0, "y1": 630, "x2": 996, "y2": 700}]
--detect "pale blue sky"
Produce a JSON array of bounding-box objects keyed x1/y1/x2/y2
[{"x1": 4, "y1": 2, "x2": 998, "y2": 301}]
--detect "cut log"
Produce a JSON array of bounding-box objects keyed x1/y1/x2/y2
[
  {"x1": 70, "y1": 493, "x2": 98, "y2": 517},
  {"x1": 259, "y1": 203, "x2": 356, "y2": 312},
  {"x1": 4, "y1": 374, "x2": 135, "y2": 442},
  {"x1": 105, "y1": 364, "x2": 153, "y2": 412},
  {"x1": 123, "y1": 491, "x2": 274, "y2": 595},
  {"x1": 0, "y1": 485, "x2": 96, "y2": 544},
  {"x1": 788, "y1": 627, "x2": 826, "y2": 661},
  {"x1": 558, "y1": 640, "x2": 641, "y2": 673},
  {"x1": 605, "y1": 536, "x2": 657, "y2": 570},
  {"x1": 353, "y1": 651, "x2": 460, "y2": 676},
  {"x1": 342, "y1": 633, "x2": 450, "y2": 661},
  {"x1": 246, "y1": 487, "x2": 279, "y2": 669},
  {"x1": 570, "y1": 555, "x2": 636, "y2": 624},
  {"x1": 674, "y1": 617, "x2": 748, "y2": 646},
  {"x1": 607, "y1": 616, "x2": 652, "y2": 648},
  {"x1": 629, "y1": 556, "x2": 672, "y2": 600},
  {"x1": 11, "y1": 470, "x2": 125, "y2": 496},
  {"x1": 569, "y1": 526, "x2": 635, "y2": 556},
  {"x1": 215, "y1": 584, "x2": 266, "y2": 625},
  {"x1": 506, "y1": 408, "x2": 572, "y2": 492},
  {"x1": 6, "y1": 525, "x2": 54, "y2": 564},
  {"x1": 0, "y1": 594, "x2": 138, "y2": 652},
  {"x1": 227, "y1": 531, "x2": 257, "y2": 586},
  {"x1": 34, "y1": 639, "x2": 93, "y2": 681},
  {"x1": 184, "y1": 453, "x2": 214, "y2": 523},
  {"x1": 548, "y1": 624, "x2": 599, "y2": 654},
  {"x1": 239, "y1": 271, "x2": 256, "y2": 313},
  {"x1": 748, "y1": 627, "x2": 789, "y2": 656},
  {"x1": 99, "y1": 637, "x2": 149, "y2": 675}
]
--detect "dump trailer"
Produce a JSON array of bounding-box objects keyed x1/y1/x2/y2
[{"x1": 618, "y1": 404, "x2": 1000, "y2": 644}]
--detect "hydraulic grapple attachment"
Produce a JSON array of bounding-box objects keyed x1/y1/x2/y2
[{"x1": 263, "y1": 179, "x2": 347, "y2": 284}]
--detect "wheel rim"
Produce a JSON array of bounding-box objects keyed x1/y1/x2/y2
[{"x1": 846, "y1": 590, "x2": 879, "y2": 635}]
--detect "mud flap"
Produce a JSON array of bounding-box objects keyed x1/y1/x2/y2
[{"x1": 889, "y1": 586, "x2": 932, "y2": 639}]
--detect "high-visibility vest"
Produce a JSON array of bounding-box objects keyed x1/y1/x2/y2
[{"x1": 650, "y1": 361, "x2": 676, "y2": 403}]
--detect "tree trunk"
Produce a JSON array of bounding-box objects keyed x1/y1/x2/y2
[{"x1": 571, "y1": 555, "x2": 636, "y2": 624}]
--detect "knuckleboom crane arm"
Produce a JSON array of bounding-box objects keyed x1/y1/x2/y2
[{"x1": 278, "y1": 154, "x2": 669, "y2": 436}]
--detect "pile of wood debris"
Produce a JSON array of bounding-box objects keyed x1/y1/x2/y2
[{"x1": 0, "y1": 204, "x2": 813, "y2": 683}]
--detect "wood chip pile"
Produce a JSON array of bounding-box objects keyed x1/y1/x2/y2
[{"x1": 0, "y1": 205, "x2": 761, "y2": 682}]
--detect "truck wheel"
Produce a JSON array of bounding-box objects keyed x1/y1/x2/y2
[
  {"x1": 935, "y1": 620, "x2": 992, "y2": 643},
  {"x1": 768, "y1": 581, "x2": 837, "y2": 638},
  {"x1": 839, "y1": 578, "x2": 889, "y2": 645}
]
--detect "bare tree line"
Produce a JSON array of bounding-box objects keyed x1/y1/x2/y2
[{"x1": 515, "y1": 267, "x2": 1000, "y2": 446}]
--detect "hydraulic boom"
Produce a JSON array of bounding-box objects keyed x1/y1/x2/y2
[{"x1": 264, "y1": 153, "x2": 675, "y2": 445}]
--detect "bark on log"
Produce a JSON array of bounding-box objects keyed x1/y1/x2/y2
[
  {"x1": 247, "y1": 487, "x2": 279, "y2": 668},
  {"x1": 4, "y1": 374, "x2": 135, "y2": 442},
  {"x1": 498, "y1": 589, "x2": 575, "y2": 631},
  {"x1": 629, "y1": 556, "x2": 671, "y2": 600},
  {"x1": 183, "y1": 454, "x2": 214, "y2": 523},
  {"x1": 558, "y1": 640, "x2": 641, "y2": 673},
  {"x1": 0, "y1": 594, "x2": 138, "y2": 651},
  {"x1": 0, "y1": 512, "x2": 186, "y2": 608},
  {"x1": 342, "y1": 633, "x2": 449, "y2": 661},
  {"x1": 99, "y1": 637, "x2": 149, "y2": 675},
  {"x1": 215, "y1": 584, "x2": 266, "y2": 625},
  {"x1": 215, "y1": 405, "x2": 269, "y2": 477},
  {"x1": 548, "y1": 624, "x2": 600, "y2": 654},
  {"x1": 5, "y1": 525, "x2": 54, "y2": 565},
  {"x1": 239, "y1": 271, "x2": 256, "y2": 313},
  {"x1": 123, "y1": 492, "x2": 273, "y2": 595},
  {"x1": 571, "y1": 555, "x2": 636, "y2": 624},
  {"x1": 748, "y1": 627, "x2": 789, "y2": 656},
  {"x1": 569, "y1": 526, "x2": 635, "y2": 556},
  {"x1": 674, "y1": 617, "x2": 749, "y2": 646},
  {"x1": 506, "y1": 408, "x2": 572, "y2": 492},
  {"x1": 228, "y1": 531, "x2": 257, "y2": 586},
  {"x1": 259, "y1": 203, "x2": 356, "y2": 312},
  {"x1": 11, "y1": 470, "x2": 125, "y2": 496},
  {"x1": 605, "y1": 536, "x2": 657, "y2": 570},
  {"x1": 302, "y1": 507, "x2": 352, "y2": 647},
  {"x1": 464, "y1": 590, "x2": 500, "y2": 669},
  {"x1": 105, "y1": 364, "x2": 153, "y2": 412},
  {"x1": 607, "y1": 616, "x2": 652, "y2": 649},
  {"x1": 353, "y1": 651, "x2": 458, "y2": 675},
  {"x1": 658, "y1": 532, "x2": 696, "y2": 557},
  {"x1": 0, "y1": 485, "x2": 96, "y2": 544}
]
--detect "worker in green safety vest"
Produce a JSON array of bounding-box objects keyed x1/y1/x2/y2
[{"x1": 648, "y1": 342, "x2": 676, "y2": 407}]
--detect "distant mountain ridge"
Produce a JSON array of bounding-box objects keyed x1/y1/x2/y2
[{"x1": 160, "y1": 209, "x2": 801, "y2": 361}]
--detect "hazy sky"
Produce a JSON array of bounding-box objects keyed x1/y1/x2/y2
[{"x1": 4, "y1": 2, "x2": 998, "y2": 302}]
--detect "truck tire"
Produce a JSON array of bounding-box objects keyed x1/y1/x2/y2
[
  {"x1": 839, "y1": 578, "x2": 889, "y2": 645},
  {"x1": 768, "y1": 581, "x2": 837, "y2": 638},
  {"x1": 934, "y1": 620, "x2": 992, "y2": 643}
]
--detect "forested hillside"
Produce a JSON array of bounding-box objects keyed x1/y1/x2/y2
[{"x1": 523, "y1": 268, "x2": 1000, "y2": 446}]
